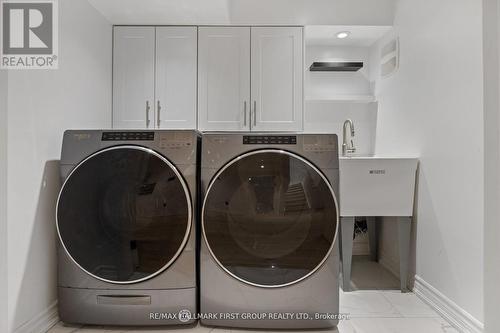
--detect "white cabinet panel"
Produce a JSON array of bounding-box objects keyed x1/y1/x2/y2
[
  {"x1": 113, "y1": 27, "x2": 155, "y2": 129},
  {"x1": 198, "y1": 27, "x2": 250, "y2": 131},
  {"x1": 251, "y1": 27, "x2": 303, "y2": 131},
  {"x1": 155, "y1": 27, "x2": 197, "y2": 129},
  {"x1": 114, "y1": 26, "x2": 303, "y2": 131}
]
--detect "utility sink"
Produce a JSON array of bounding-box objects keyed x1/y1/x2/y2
[{"x1": 339, "y1": 156, "x2": 419, "y2": 217}]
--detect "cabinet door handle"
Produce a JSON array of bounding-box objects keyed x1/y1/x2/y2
[
  {"x1": 146, "y1": 101, "x2": 151, "y2": 127},
  {"x1": 253, "y1": 101, "x2": 257, "y2": 126},
  {"x1": 157, "y1": 100, "x2": 161, "y2": 128},
  {"x1": 243, "y1": 101, "x2": 247, "y2": 126}
]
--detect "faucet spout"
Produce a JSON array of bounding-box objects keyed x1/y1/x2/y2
[{"x1": 342, "y1": 119, "x2": 356, "y2": 156}]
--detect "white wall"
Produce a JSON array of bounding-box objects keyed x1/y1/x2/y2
[
  {"x1": 304, "y1": 45, "x2": 377, "y2": 156},
  {"x1": 305, "y1": 101, "x2": 377, "y2": 156},
  {"x1": 87, "y1": 0, "x2": 396, "y2": 26},
  {"x1": 370, "y1": 0, "x2": 484, "y2": 325},
  {"x1": 305, "y1": 45, "x2": 373, "y2": 99},
  {"x1": 0, "y1": 69, "x2": 8, "y2": 333},
  {"x1": 6, "y1": 0, "x2": 112, "y2": 331},
  {"x1": 483, "y1": 0, "x2": 500, "y2": 332}
]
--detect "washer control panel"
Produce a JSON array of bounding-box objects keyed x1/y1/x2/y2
[
  {"x1": 159, "y1": 132, "x2": 194, "y2": 149},
  {"x1": 243, "y1": 135, "x2": 297, "y2": 145},
  {"x1": 102, "y1": 131, "x2": 154, "y2": 141},
  {"x1": 303, "y1": 135, "x2": 337, "y2": 152}
]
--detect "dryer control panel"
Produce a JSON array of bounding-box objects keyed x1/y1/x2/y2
[
  {"x1": 243, "y1": 135, "x2": 297, "y2": 145},
  {"x1": 102, "y1": 131, "x2": 154, "y2": 141}
]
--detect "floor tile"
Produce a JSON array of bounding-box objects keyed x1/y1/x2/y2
[
  {"x1": 229, "y1": 328, "x2": 266, "y2": 333},
  {"x1": 76, "y1": 325, "x2": 127, "y2": 333},
  {"x1": 208, "y1": 327, "x2": 231, "y2": 333},
  {"x1": 264, "y1": 324, "x2": 341, "y2": 333},
  {"x1": 48, "y1": 317, "x2": 458, "y2": 333},
  {"x1": 47, "y1": 288, "x2": 451, "y2": 333},
  {"x1": 335, "y1": 320, "x2": 354, "y2": 333},
  {"x1": 339, "y1": 290, "x2": 401, "y2": 318},
  {"x1": 47, "y1": 322, "x2": 82, "y2": 333},
  {"x1": 335, "y1": 320, "x2": 355, "y2": 333},
  {"x1": 122, "y1": 323, "x2": 209, "y2": 332},
  {"x1": 349, "y1": 256, "x2": 400, "y2": 291},
  {"x1": 187, "y1": 324, "x2": 214, "y2": 333},
  {"x1": 347, "y1": 317, "x2": 459, "y2": 333},
  {"x1": 379, "y1": 290, "x2": 441, "y2": 318}
]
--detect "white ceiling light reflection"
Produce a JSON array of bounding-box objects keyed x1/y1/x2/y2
[{"x1": 336, "y1": 31, "x2": 350, "y2": 39}]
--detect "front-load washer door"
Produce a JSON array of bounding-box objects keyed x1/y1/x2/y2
[
  {"x1": 202, "y1": 149, "x2": 338, "y2": 288},
  {"x1": 57, "y1": 145, "x2": 192, "y2": 284}
]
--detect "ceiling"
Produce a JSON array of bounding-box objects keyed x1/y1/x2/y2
[
  {"x1": 86, "y1": 0, "x2": 396, "y2": 26},
  {"x1": 305, "y1": 25, "x2": 392, "y2": 47}
]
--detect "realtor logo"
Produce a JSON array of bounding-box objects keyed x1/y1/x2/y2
[{"x1": 1, "y1": 0, "x2": 58, "y2": 69}]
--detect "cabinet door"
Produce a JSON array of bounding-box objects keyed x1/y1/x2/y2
[
  {"x1": 155, "y1": 27, "x2": 197, "y2": 129},
  {"x1": 251, "y1": 27, "x2": 303, "y2": 131},
  {"x1": 113, "y1": 27, "x2": 155, "y2": 129},
  {"x1": 198, "y1": 27, "x2": 250, "y2": 131}
]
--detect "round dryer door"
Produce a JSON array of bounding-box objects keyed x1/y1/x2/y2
[
  {"x1": 57, "y1": 146, "x2": 192, "y2": 284},
  {"x1": 202, "y1": 149, "x2": 338, "y2": 288}
]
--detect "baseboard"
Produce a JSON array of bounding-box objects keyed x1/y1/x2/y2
[
  {"x1": 14, "y1": 301, "x2": 59, "y2": 333},
  {"x1": 413, "y1": 276, "x2": 483, "y2": 333}
]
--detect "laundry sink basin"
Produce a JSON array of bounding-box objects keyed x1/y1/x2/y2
[{"x1": 339, "y1": 156, "x2": 418, "y2": 217}]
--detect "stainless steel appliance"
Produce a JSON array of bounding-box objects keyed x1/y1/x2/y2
[
  {"x1": 200, "y1": 133, "x2": 340, "y2": 329},
  {"x1": 56, "y1": 130, "x2": 199, "y2": 326}
]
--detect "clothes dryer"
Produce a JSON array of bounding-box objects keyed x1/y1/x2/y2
[{"x1": 200, "y1": 133, "x2": 340, "y2": 329}]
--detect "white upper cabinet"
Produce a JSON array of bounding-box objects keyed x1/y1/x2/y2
[
  {"x1": 198, "y1": 26, "x2": 303, "y2": 132},
  {"x1": 198, "y1": 27, "x2": 251, "y2": 131},
  {"x1": 155, "y1": 27, "x2": 197, "y2": 129},
  {"x1": 251, "y1": 27, "x2": 303, "y2": 131},
  {"x1": 113, "y1": 27, "x2": 155, "y2": 129},
  {"x1": 113, "y1": 26, "x2": 303, "y2": 131},
  {"x1": 113, "y1": 26, "x2": 197, "y2": 129}
]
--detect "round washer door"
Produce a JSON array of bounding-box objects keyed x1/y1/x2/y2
[
  {"x1": 202, "y1": 149, "x2": 338, "y2": 288},
  {"x1": 57, "y1": 146, "x2": 192, "y2": 284}
]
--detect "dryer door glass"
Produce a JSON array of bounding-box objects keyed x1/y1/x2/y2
[
  {"x1": 203, "y1": 150, "x2": 338, "y2": 287},
  {"x1": 57, "y1": 146, "x2": 191, "y2": 284}
]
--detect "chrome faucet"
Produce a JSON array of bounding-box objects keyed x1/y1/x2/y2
[{"x1": 342, "y1": 119, "x2": 356, "y2": 156}]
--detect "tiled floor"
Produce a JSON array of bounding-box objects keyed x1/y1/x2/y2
[
  {"x1": 349, "y1": 256, "x2": 401, "y2": 290},
  {"x1": 47, "y1": 259, "x2": 458, "y2": 333},
  {"x1": 47, "y1": 290, "x2": 457, "y2": 333}
]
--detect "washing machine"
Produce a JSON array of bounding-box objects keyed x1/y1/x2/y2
[
  {"x1": 200, "y1": 133, "x2": 340, "y2": 329},
  {"x1": 56, "y1": 130, "x2": 199, "y2": 326}
]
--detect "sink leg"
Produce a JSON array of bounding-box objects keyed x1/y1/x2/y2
[
  {"x1": 341, "y1": 216, "x2": 355, "y2": 292},
  {"x1": 367, "y1": 217, "x2": 378, "y2": 262},
  {"x1": 398, "y1": 217, "x2": 412, "y2": 292}
]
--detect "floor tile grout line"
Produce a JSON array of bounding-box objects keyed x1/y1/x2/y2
[
  {"x1": 378, "y1": 290, "x2": 445, "y2": 319},
  {"x1": 341, "y1": 289, "x2": 404, "y2": 318},
  {"x1": 378, "y1": 289, "x2": 406, "y2": 318}
]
